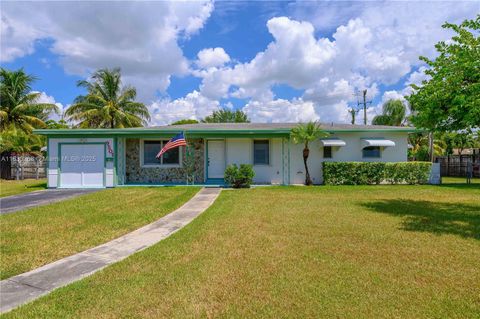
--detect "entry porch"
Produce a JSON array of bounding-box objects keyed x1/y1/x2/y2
[{"x1": 116, "y1": 137, "x2": 291, "y2": 186}]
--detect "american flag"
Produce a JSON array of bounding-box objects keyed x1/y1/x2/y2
[{"x1": 156, "y1": 132, "x2": 187, "y2": 159}]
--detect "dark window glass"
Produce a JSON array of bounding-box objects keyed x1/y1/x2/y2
[
  {"x1": 363, "y1": 146, "x2": 381, "y2": 158},
  {"x1": 143, "y1": 140, "x2": 180, "y2": 165},
  {"x1": 254, "y1": 140, "x2": 269, "y2": 165},
  {"x1": 162, "y1": 146, "x2": 180, "y2": 164},
  {"x1": 144, "y1": 141, "x2": 162, "y2": 165},
  {"x1": 323, "y1": 146, "x2": 332, "y2": 158}
]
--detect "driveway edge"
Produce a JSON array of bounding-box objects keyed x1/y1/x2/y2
[{"x1": 0, "y1": 187, "x2": 221, "y2": 314}]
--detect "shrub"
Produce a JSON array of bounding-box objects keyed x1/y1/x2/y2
[
  {"x1": 224, "y1": 164, "x2": 255, "y2": 188},
  {"x1": 323, "y1": 162, "x2": 432, "y2": 185}
]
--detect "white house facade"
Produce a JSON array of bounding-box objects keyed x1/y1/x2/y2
[{"x1": 35, "y1": 123, "x2": 417, "y2": 188}]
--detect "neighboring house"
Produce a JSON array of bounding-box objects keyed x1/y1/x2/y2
[
  {"x1": 453, "y1": 148, "x2": 479, "y2": 156},
  {"x1": 34, "y1": 123, "x2": 417, "y2": 188}
]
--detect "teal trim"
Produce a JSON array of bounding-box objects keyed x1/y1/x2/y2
[
  {"x1": 114, "y1": 137, "x2": 118, "y2": 186},
  {"x1": 205, "y1": 178, "x2": 225, "y2": 186},
  {"x1": 103, "y1": 144, "x2": 106, "y2": 187},
  {"x1": 57, "y1": 142, "x2": 107, "y2": 188},
  {"x1": 205, "y1": 139, "x2": 208, "y2": 182},
  {"x1": 287, "y1": 136, "x2": 291, "y2": 185},
  {"x1": 33, "y1": 126, "x2": 421, "y2": 137},
  {"x1": 46, "y1": 137, "x2": 49, "y2": 188},
  {"x1": 120, "y1": 183, "x2": 224, "y2": 188},
  {"x1": 57, "y1": 142, "x2": 61, "y2": 188},
  {"x1": 205, "y1": 139, "x2": 226, "y2": 180},
  {"x1": 281, "y1": 137, "x2": 284, "y2": 185}
]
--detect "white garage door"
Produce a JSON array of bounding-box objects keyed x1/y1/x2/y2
[{"x1": 60, "y1": 144, "x2": 105, "y2": 188}]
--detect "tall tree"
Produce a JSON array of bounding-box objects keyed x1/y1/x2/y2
[
  {"x1": 202, "y1": 109, "x2": 249, "y2": 123},
  {"x1": 171, "y1": 119, "x2": 199, "y2": 125},
  {"x1": 291, "y1": 121, "x2": 329, "y2": 186},
  {"x1": 65, "y1": 68, "x2": 150, "y2": 128},
  {"x1": 408, "y1": 132, "x2": 446, "y2": 161},
  {"x1": 407, "y1": 16, "x2": 480, "y2": 133},
  {"x1": 0, "y1": 68, "x2": 59, "y2": 179},
  {"x1": 372, "y1": 99, "x2": 407, "y2": 126},
  {"x1": 443, "y1": 132, "x2": 477, "y2": 155},
  {"x1": 0, "y1": 68, "x2": 59, "y2": 133}
]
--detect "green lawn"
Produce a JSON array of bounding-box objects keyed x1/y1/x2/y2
[
  {"x1": 0, "y1": 187, "x2": 199, "y2": 280},
  {"x1": 4, "y1": 185, "x2": 479, "y2": 318},
  {"x1": 442, "y1": 176, "x2": 480, "y2": 184},
  {"x1": 0, "y1": 179, "x2": 47, "y2": 198}
]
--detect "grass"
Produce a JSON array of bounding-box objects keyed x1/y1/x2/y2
[
  {"x1": 0, "y1": 179, "x2": 47, "y2": 198},
  {"x1": 442, "y1": 176, "x2": 480, "y2": 184},
  {"x1": 4, "y1": 184, "x2": 479, "y2": 318},
  {"x1": 0, "y1": 187, "x2": 199, "y2": 280}
]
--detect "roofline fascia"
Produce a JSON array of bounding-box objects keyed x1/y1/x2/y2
[{"x1": 33, "y1": 127, "x2": 421, "y2": 137}]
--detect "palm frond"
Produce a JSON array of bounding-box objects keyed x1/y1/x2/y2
[{"x1": 291, "y1": 121, "x2": 328, "y2": 145}]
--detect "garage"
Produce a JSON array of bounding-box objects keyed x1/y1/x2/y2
[{"x1": 59, "y1": 143, "x2": 105, "y2": 188}]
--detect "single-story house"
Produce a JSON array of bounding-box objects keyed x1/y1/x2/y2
[{"x1": 34, "y1": 123, "x2": 418, "y2": 188}]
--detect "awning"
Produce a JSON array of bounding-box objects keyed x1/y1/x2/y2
[
  {"x1": 362, "y1": 139, "x2": 395, "y2": 148},
  {"x1": 320, "y1": 139, "x2": 346, "y2": 147}
]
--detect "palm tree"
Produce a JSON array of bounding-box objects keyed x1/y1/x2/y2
[
  {"x1": 408, "y1": 132, "x2": 446, "y2": 161},
  {"x1": 65, "y1": 68, "x2": 150, "y2": 128},
  {"x1": 291, "y1": 121, "x2": 329, "y2": 185},
  {"x1": 0, "y1": 68, "x2": 59, "y2": 133},
  {"x1": 0, "y1": 68, "x2": 59, "y2": 179},
  {"x1": 372, "y1": 99, "x2": 407, "y2": 126},
  {"x1": 202, "y1": 109, "x2": 249, "y2": 123}
]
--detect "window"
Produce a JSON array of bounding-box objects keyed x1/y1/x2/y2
[
  {"x1": 143, "y1": 140, "x2": 180, "y2": 166},
  {"x1": 362, "y1": 146, "x2": 381, "y2": 158},
  {"x1": 323, "y1": 146, "x2": 332, "y2": 158},
  {"x1": 253, "y1": 140, "x2": 269, "y2": 165}
]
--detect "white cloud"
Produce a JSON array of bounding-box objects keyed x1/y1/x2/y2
[
  {"x1": 149, "y1": 90, "x2": 220, "y2": 126},
  {"x1": 185, "y1": 2, "x2": 477, "y2": 124},
  {"x1": 1, "y1": 1, "x2": 214, "y2": 100},
  {"x1": 196, "y1": 47, "x2": 230, "y2": 68},
  {"x1": 3, "y1": 1, "x2": 477, "y2": 125},
  {"x1": 402, "y1": 66, "x2": 431, "y2": 96},
  {"x1": 31, "y1": 91, "x2": 64, "y2": 121},
  {"x1": 242, "y1": 98, "x2": 318, "y2": 123},
  {"x1": 380, "y1": 91, "x2": 407, "y2": 104},
  {"x1": 0, "y1": 14, "x2": 43, "y2": 62}
]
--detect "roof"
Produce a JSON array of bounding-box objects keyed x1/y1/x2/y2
[
  {"x1": 34, "y1": 122, "x2": 419, "y2": 138},
  {"x1": 152, "y1": 123, "x2": 414, "y2": 131}
]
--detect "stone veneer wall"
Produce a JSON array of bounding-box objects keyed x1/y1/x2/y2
[{"x1": 125, "y1": 138, "x2": 204, "y2": 184}]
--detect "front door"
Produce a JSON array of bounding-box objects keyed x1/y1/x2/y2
[{"x1": 207, "y1": 140, "x2": 225, "y2": 179}]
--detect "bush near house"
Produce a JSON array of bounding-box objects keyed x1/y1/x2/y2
[
  {"x1": 224, "y1": 164, "x2": 255, "y2": 188},
  {"x1": 323, "y1": 162, "x2": 432, "y2": 185}
]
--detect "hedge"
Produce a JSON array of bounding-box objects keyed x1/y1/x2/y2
[{"x1": 322, "y1": 162, "x2": 432, "y2": 185}]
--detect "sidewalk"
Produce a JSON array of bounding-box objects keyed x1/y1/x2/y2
[{"x1": 0, "y1": 187, "x2": 221, "y2": 314}]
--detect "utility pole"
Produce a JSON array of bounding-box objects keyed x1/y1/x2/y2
[
  {"x1": 348, "y1": 108, "x2": 359, "y2": 125},
  {"x1": 354, "y1": 89, "x2": 372, "y2": 125},
  {"x1": 362, "y1": 90, "x2": 368, "y2": 125}
]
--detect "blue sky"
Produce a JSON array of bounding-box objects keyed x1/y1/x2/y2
[{"x1": 1, "y1": 1, "x2": 477, "y2": 125}]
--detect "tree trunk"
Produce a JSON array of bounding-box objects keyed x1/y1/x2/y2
[
  {"x1": 428, "y1": 132, "x2": 434, "y2": 162},
  {"x1": 303, "y1": 144, "x2": 312, "y2": 185}
]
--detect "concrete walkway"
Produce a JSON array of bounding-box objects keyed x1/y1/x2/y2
[
  {"x1": 0, "y1": 187, "x2": 221, "y2": 314},
  {"x1": 1, "y1": 189, "x2": 100, "y2": 214}
]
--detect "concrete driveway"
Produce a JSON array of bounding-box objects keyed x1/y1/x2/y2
[{"x1": 0, "y1": 189, "x2": 100, "y2": 214}]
